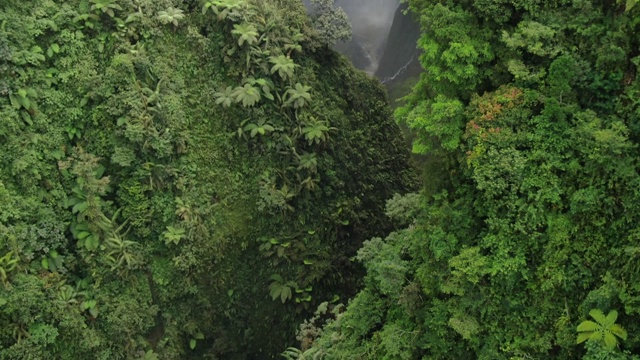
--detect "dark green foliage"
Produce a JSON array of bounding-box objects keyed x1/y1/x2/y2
[{"x1": 0, "y1": 0, "x2": 415, "y2": 358}]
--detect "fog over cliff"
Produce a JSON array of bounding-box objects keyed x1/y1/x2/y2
[
  {"x1": 333, "y1": 0, "x2": 400, "y2": 73},
  {"x1": 303, "y1": 0, "x2": 400, "y2": 73},
  {"x1": 375, "y1": 2, "x2": 421, "y2": 85}
]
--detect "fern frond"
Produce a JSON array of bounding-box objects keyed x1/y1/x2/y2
[{"x1": 589, "y1": 309, "x2": 607, "y2": 324}]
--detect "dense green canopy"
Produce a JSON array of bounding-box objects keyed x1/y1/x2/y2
[
  {"x1": 302, "y1": 0, "x2": 640, "y2": 359},
  {"x1": 4, "y1": 0, "x2": 640, "y2": 359},
  {"x1": 0, "y1": 0, "x2": 415, "y2": 358}
]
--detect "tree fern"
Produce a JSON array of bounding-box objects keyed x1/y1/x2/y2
[
  {"x1": 214, "y1": 86, "x2": 235, "y2": 107},
  {"x1": 89, "y1": 0, "x2": 122, "y2": 18},
  {"x1": 281, "y1": 347, "x2": 322, "y2": 360},
  {"x1": 232, "y1": 83, "x2": 261, "y2": 107},
  {"x1": 577, "y1": 309, "x2": 628, "y2": 349},
  {"x1": 231, "y1": 22, "x2": 259, "y2": 46},
  {"x1": 157, "y1": 7, "x2": 185, "y2": 27},
  {"x1": 245, "y1": 77, "x2": 274, "y2": 101},
  {"x1": 269, "y1": 55, "x2": 298, "y2": 80},
  {"x1": 243, "y1": 119, "x2": 275, "y2": 138},
  {"x1": 202, "y1": 0, "x2": 246, "y2": 21},
  {"x1": 284, "y1": 83, "x2": 311, "y2": 108}
]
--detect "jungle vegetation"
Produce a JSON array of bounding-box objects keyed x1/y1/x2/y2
[
  {"x1": 0, "y1": 0, "x2": 415, "y2": 358},
  {"x1": 292, "y1": 0, "x2": 640, "y2": 359},
  {"x1": 3, "y1": 0, "x2": 640, "y2": 359}
]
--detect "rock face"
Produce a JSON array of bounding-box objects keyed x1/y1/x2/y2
[
  {"x1": 333, "y1": 0, "x2": 400, "y2": 73},
  {"x1": 302, "y1": 0, "x2": 399, "y2": 73},
  {"x1": 375, "y1": 2, "x2": 421, "y2": 85},
  {"x1": 302, "y1": 0, "x2": 421, "y2": 84}
]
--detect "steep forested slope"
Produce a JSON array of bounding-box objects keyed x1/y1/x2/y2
[
  {"x1": 0, "y1": 0, "x2": 416, "y2": 358},
  {"x1": 302, "y1": 0, "x2": 640, "y2": 359}
]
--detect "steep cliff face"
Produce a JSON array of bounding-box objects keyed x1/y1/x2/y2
[
  {"x1": 333, "y1": 0, "x2": 399, "y2": 73},
  {"x1": 302, "y1": 0, "x2": 421, "y2": 90},
  {"x1": 303, "y1": 0, "x2": 400, "y2": 73},
  {"x1": 375, "y1": 2, "x2": 421, "y2": 85}
]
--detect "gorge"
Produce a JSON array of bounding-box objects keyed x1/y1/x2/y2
[{"x1": 303, "y1": 0, "x2": 421, "y2": 86}]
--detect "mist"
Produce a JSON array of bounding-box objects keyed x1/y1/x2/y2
[
  {"x1": 303, "y1": 0, "x2": 401, "y2": 74},
  {"x1": 334, "y1": 0, "x2": 399, "y2": 41}
]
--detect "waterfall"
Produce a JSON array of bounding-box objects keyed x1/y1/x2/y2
[{"x1": 302, "y1": 0, "x2": 420, "y2": 84}]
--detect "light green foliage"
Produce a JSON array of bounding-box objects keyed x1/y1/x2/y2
[
  {"x1": 577, "y1": 310, "x2": 628, "y2": 349},
  {"x1": 296, "y1": 152, "x2": 317, "y2": 173},
  {"x1": 356, "y1": 235, "x2": 408, "y2": 296},
  {"x1": 162, "y1": 225, "x2": 185, "y2": 245},
  {"x1": 502, "y1": 21, "x2": 560, "y2": 57},
  {"x1": 285, "y1": 83, "x2": 312, "y2": 109},
  {"x1": 403, "y1": 94, "x2": 465, "y2": 152},
  {"x1": 441, "y1": 247, "x2": 490, "y2": 296},
  {"x1": 214, "y1": 85, "x2": 235, "y2": 107},
  {"x1": 231, "y1": 22, "x2": 259, "y2": 46},
  {"x1": 282, "y1": 346, "x2": 323, "y2": 360},
  {"x1": 619, "y1": 0, "x2": 638, "y2": 11},
  {"x1": 90, "y1": 0, "x2": 122, "y2": 18},
  {"x1": 269, "y1": 54, "x2": 298, "y2": 80},
  {"x1": 232, "y1": 83, "x2": 261, "y2": 107},
  {"x1": 0, "y1": 251, "x2": 18, "y2": 286},
  {"x1": 157, "y1": 7, "x2": 184, "y2": 27},
  {"x1": 202, "y1": 0, "x2": 247, "y2": 21},
  {"x1": 384, "y1": 193, "x2": 421, "y2": 226},
  {"x1": 582, "y1": 341, "x2": 640, "y2": 360},
  {"x1": 243, "y1": 119, "x2": 275, "y2": 137},
  {"x1": 301, "y1": 117, "x2": 331, "y2": 145}
]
